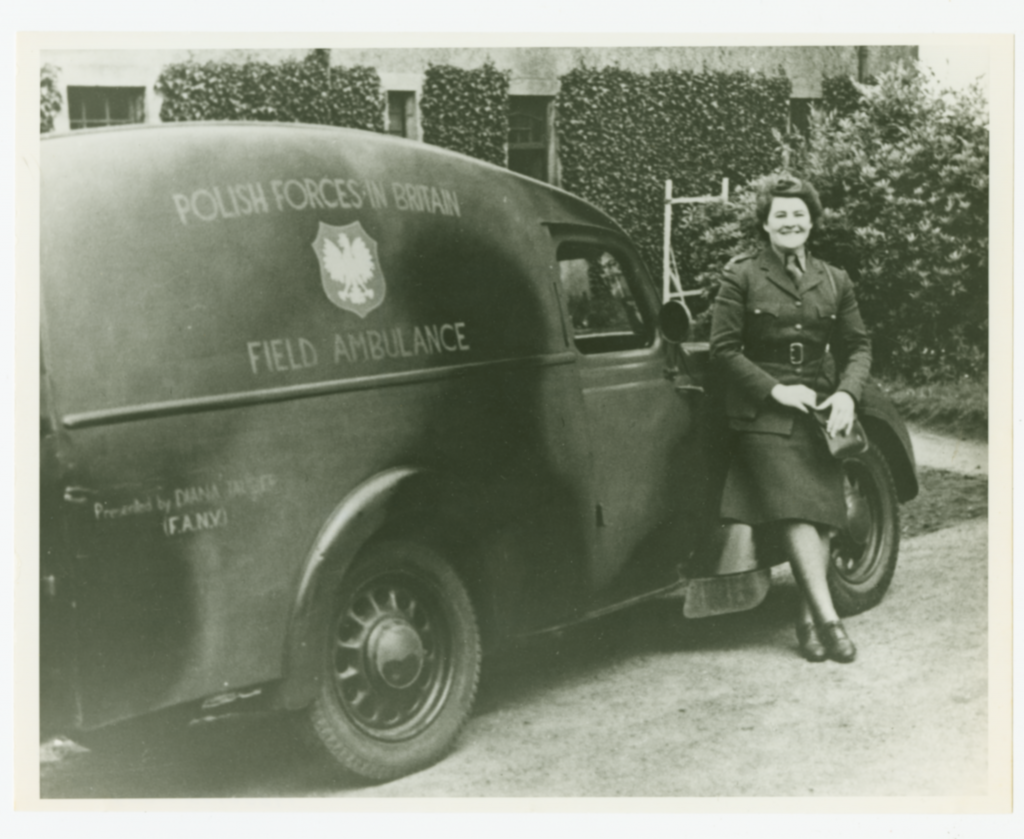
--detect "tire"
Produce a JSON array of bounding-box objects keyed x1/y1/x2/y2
[
  {"x1": 828, "y1": 444, "x2": 901, "y2": 617},
  {"x1": 304, "y1": 540, "x2": 481, "y2": 782}
]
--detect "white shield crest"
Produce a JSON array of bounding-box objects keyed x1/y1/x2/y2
[{"x1": 312, "y1": 221, "x2": 386, "y2": 318}]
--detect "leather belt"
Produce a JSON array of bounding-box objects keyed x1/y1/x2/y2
[{"x1": 746, "y1": 342, "x2": 825, "y2": 367}]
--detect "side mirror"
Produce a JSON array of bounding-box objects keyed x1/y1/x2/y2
[{"x1": 658, "y1": 300, "x2": 691, "y2": 344}]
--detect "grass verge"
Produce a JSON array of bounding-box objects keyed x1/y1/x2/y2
[
  {"x1": 900, "y1": 467, "x2": 987, "y2": 540},
  {"x1": 876, "y1": 376, "x2": 987, "y2": 441}
]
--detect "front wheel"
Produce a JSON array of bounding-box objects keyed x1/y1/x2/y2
[
  {"x1": 304, "y1": 541, "x2": 481, "y2": 782},
  {"x1": 828, "y1": 444, "x2": 901, "y2": 616}
]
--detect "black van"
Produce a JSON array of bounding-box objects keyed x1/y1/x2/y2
[{"x1": 40, "y1": 123, "x2": 917, "y2": 781}]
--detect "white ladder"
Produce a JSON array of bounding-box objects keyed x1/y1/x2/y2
[{"x1": 662, "y1": 177, "x2": 730, "y2": 312}]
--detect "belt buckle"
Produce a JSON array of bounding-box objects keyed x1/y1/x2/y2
[{"x1": 788, "y1": 342, "x2": 805, "y2": 366}]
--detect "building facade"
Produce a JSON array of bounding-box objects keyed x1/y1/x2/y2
[{"x1": 43, "y1": 45, "x2": 917, "y2": 185}]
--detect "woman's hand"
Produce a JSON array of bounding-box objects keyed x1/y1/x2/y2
[
  {"x1": 817, "y1": 390, "x2": 856, "y2": 437},
  {"x1": 770, "y1": 383, "x2": 818, "y2": 413}
]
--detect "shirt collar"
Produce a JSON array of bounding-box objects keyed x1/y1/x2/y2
[{"x1": 770, "y1": 245, "x2": 807, "y2": 272}]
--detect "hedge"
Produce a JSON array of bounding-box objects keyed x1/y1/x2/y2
[
  {"x1": 155, "y1": 49, "x2": 385, "y2": 132},
  {"x1": 420, "y1": 62, "x2": 510, "y2": 166},
  {"x1": 556, "y1": 65, "x2": 792, "y2": 282}
]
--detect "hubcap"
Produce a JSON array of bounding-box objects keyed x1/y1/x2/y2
[
  {"x1": 368, "y1": 618, "x2": 425, "y2": 689},
  {"x1": 330, "y1": 570, "x2": 451, "y2": 741}
]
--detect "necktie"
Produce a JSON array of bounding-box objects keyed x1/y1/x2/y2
[{"x1": 785, "y1": 253, "x2": 803, "y2": 289}]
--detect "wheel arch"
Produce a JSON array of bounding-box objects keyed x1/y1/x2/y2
[
  {"x1": 274, "y1": 467, "x2": 496, "y2": 712},
  {"x1": 860, "y1": 379, "x2": 919, "y2": 503},
  {"x1": 861, "y1": 415, "x2": 918, "y2": 503}
]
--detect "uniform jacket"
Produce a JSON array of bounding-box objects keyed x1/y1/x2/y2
[{"x1": 709, "y1": 247, "x2": 872, "y2": 434}]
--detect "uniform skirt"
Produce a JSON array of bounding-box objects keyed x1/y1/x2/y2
[{"x1": 720, "y1": 411, "x2": 847, "y2": 530}]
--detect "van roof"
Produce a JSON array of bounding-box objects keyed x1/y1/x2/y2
[{"x1": 42, "y1": 121, "x2": 628, "y2": 235}]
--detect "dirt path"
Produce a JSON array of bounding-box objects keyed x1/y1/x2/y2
[{"x1": 908, "y1": 424, "x2": 987, "y2": 475}]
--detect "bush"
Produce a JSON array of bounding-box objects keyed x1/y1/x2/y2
[
  {"x1": 155, "y1": 50, "x2": 385, "y2": 132},
  {"x1": 41, "y1": 64, "x2": 62, "y2": 133},
  {"x1": 420, "y1": 62, "x2": 510, "y2": 166},
  {"x1": 803, "y1": 62, "x2": 989, "y2": 381},
  {"x1": 556, "y1": 64, "x2": 791, "y2": 281}
]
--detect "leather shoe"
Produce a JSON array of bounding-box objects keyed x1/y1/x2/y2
[
  {"x1": 820, "y1": 620, "x2": 857, "y2": 663},
  {"x1": 796, "y1": 621, "x2": 827, "y2": 662}
]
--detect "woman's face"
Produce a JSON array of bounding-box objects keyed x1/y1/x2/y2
[{"x1": 763, "y1": 196, "x2": 812, "y2": 253}]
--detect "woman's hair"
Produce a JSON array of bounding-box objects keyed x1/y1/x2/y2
[{"x1": 754, "y1": 173, "x2": 823, "y2": 239}]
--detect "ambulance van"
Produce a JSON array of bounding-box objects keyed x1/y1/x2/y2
[{"x1": 40, "y1": 123, "x2": 918, "y2": 781}]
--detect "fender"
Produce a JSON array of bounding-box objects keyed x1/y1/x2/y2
[
  {"x1": 275, "y1": 467, "x2": 424, "y2": 711},
  {"x1": 860, "y1": 380, "x2": 919, "y2": 502}
]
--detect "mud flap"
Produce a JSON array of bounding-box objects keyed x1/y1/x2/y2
[{"x1": 682, "y1": 568, "x2": 771, "y2": 619}]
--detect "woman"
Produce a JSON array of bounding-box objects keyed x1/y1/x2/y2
[{"x1": 710, "y1": 174, "x2": 872, "y2": 663}]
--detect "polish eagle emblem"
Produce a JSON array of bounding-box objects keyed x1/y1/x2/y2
[{"x1": 312, "y1": 221, "x2": 386, "y2": 318}]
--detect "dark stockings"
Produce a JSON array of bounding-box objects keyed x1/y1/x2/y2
[{"x1": 780, "y1": 521, "x2": 838, "y2": 627}]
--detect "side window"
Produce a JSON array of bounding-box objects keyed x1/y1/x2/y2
[{"x1": 556, "y1": 242, "x2": 653, "y2": 354}]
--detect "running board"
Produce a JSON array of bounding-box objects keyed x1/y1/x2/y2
[
  {"x1": 521, "y1": 578, "x2": 689, "y2": 638},
  {"x1": 682, "y1": 568, "x2": 771, "y2": 619}
]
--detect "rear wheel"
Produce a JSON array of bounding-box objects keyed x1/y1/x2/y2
[
  {"x1": 828, "y1": 445, "x2": 901, "y2": 616},
  {"x1": 304, "y1": 541, "x2": 481, "y2": 782}
]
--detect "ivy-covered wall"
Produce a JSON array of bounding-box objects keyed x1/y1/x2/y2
[
  {"x1": 419, "y1": 62, "x2": 510, "y2": 167},
  {"x1": 555, "y1": 65, "x2": 792, "y2": 279},
  {"x1": 155, "y1": 49, "x2": 385, "y2": 132}
]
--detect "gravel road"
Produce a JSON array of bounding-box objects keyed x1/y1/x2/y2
[{"x1": 908, "y1": 424, "x2": 988, "y2": 475}]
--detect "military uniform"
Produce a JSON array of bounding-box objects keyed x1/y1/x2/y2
[{"x1": 709, "y1": 247, "x2": 872, "y2": 528}]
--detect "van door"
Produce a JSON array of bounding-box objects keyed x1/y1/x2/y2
[{"x1": 553, "y1": 235, "x2": 716, "y2": 604}]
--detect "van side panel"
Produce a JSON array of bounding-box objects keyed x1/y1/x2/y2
[
  {"x1": 61, "y1": 364, "x2": 588, "y2": 728},
  {"x1": 42, "y1": 125, "x2": 596, "y2": 729}
]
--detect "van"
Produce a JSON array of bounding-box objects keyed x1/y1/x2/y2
[{"x1": 40, "y1": 122, "x2": 918, "y2": 782}]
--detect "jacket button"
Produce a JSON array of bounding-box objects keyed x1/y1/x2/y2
[
  {"x1": 795, "y1": 323, "x2": 803, "y2": 330},
  {"x1": 795, "y1": 301, "x2": 802, "y2": 307}
]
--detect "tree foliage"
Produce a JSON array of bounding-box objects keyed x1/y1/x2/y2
[
  {"x1": 155, "y1": 50, "x2": 385, "y2": 132},
  {"x1": 420, "y1": 62, "x2": 510, "y2": 166},
  {"x1": 40, "y1": 63, "x2": 62, "y2": 133},
  {"x1": 556, "y1": 64, "x2": 791, "y2": 278},
  {"x1": 804, "y1": 63, "x2": 989, "y2": 380}
]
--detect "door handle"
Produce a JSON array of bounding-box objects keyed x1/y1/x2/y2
[{"x1": 674, "y1": 384, "x2": 705, "y2": 396}]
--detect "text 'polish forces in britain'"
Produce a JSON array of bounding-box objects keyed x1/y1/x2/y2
[{"x1": 172, "y1": 177, "x2": 461, "y2": 224}]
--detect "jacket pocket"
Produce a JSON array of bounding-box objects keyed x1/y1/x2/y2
[
  {"x1": 725, "y1": 381, "x2": 760, "y2": 420},
  {"x1": 815, "y1": 301, "x2": 838, "y2": 322},
  {"x1": 747, "y1": 300, "x2": 781, "y2": 318}
]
